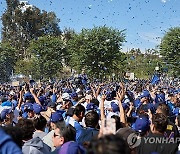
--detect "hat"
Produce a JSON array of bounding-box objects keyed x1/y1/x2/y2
[
  {"x1": 173, "y1": 108, "x2": 180, "y2": 116},
  {"x1": 62, "y1": 93, "x2": 70, "y2": 100},
  {"x1": 127, "y1": 90, "x2": 135, "y2": 101},
  {"x1": 76, "y1": 88, "x2": 81, "y2": 93},
  {"x1": 86, "y1": 103, "x2": 98, "y2": 111},
  {"x1": 86, "y1": 87, "x2": 91, "y2": 91},
  {"x1": 140, "y1": 90, "x2": 150, "y2": 98},
  {"x1": 111, "y1": 102, "x2": 119, "y2": 112},
  {"x1": 155, "y1": 93, "x2": 165, "y2": 104},
  {"x1": 9, "y1": 91, "x2": 15, "y2": 96},
  {"x1": 38, "y1": 96, "x2": 45, "y2": 105},
  {"x1": 50, "y1": 111, "x2": 64, "y2": 123},
  {"x1": 40, "y1": 108, "x2": 54, "y2": 121},
  {"x1": 24, "y1": 92, "x2": 34, "y2": 101},
  {"x1": 0, "y1": 108, "x2": 13, "y2": 120},
  {"x1": 122, "y1": 103, "x2": 129, "y2": 110},
  {"x1": 47, "y1": 101, "x2": 56, "y2": 108},
  {"x1": 134, "y1": 116, "x2": 150, "y2": 133},
  {"x1": 1, "y1": 101, "x2": 12, "y2": 107},
  {"x1": 71, "y1": 92, "x2": 78, "y2": 98},
  {"x1": 85, "y1": 87, "x2": 92, "y2": 94},
  {"x1": 106, "y1": 91, "x2": 112, "y2": 101},
  {"x1": 63, "y1": 88, "x2": 72, "y2": 94},
  {"x1": 24, "y1": 103, "x2": 33, "y2": 111},
  {"x1": 33, "y1": 103, "x2": 43, "y2": 114},
  {"x1": 168, "y1": 88, "x2": 174, "y2": 95},
  {"x1": 56, "y1": 109, "x2": 66, "y2": 115},
  {"x1": 140, "y1": 103, "x2": 155, "y2": 113},
  {"x1": 59, "y1": 141, "x2": 86, "y2": 154}
]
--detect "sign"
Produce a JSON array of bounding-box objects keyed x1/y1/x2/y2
[
  {"x1": 125, "y1": 72, "x2": 135, "y2": 80},
  {"x1": 11, "y1": 81, "x2": 20, "y2": 86}
]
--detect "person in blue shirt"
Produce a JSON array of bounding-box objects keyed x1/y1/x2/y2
[
  {"x1": 0, "y1": 128, "x2": 22, "y2": 154},
  {"x1": 66, "y1": 104, "x2": 85, "y2": 144}
]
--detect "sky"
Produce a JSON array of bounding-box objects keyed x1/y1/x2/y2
[{"x1": 0, "y1": 0, "x2": 180, "y2": 52}]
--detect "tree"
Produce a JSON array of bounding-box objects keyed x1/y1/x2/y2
[
  {"x1": 15, "y1": 58, "x2": 40, "y2": 79},
  {"x1": 15, "y1": 35, "x2": 66, "y2": 79},
  {"x1": 160, "y1": 27, "x2": 180, "y2": 76},
  {"x1": 126, "y1": 48, "x2": 161, "y2": 79},
  {"x1": 1, "y1": 0, "x2": 61, "y2": 58},
  {"x1": 67, "y1": 26, "x2": 126, "y2": 78},
  {"x1": 0, "y1": 43, "x2": 17, "y2": 82}
]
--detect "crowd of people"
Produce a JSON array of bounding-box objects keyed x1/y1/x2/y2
[{"x1": 0, "y1": 74, "x2": 180, "y2": 154}]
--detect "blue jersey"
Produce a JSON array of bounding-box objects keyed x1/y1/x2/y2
[{"x1": 66, "y1": 117, "x2": 86, "y2": 144}]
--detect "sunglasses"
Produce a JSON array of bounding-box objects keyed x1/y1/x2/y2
[{"x1": 53, "y1": 133, "x2": 60, "y2": 138}]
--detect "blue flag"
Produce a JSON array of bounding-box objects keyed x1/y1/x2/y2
[{"x1": 151, "y1": 74, "x2": 160, "y2": 85}]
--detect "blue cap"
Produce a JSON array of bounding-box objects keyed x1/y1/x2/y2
[
  {"x1": 111, "y1": 102, "x2": 119, "y2": 112},
  {"x1": 1, "y1": 101, "x2": 12, "y2": 107},
  {"x1": 56, "y1": 109, "x2": 66, "y2": 115},
  {"x1": 127, "y1": 90, "x2": 135, "y2": 100},
  {"x1": 33, "y1": 103, "x2": 43, "y2": 114},
  {"x1": 1, "y1": 109, "x2": 13, "y2": 120},
  {"x1": 86, "y1": 103, "x2": 98, "y2": 111},
  {"x1": 141, "y1": 103, "x2": 155, "y2": 113},
  {"x1": 86, "y1": 87, "x2": 91, "y2": 91},
  {"x1": 173, "y1": 108, "x2": 180, "y2": 116},
  {"x1": 140, "y1": 90, "x2": 150, "y2": 98},
  {"x1": 47, "y1": 101, "x2": 56, "y2": 108},
  {"x1": 71, "y1": 92, "x2": 78, "y2": 98},
  {"x1": 155, "y1": 93, "x2": 165, "y2": 104},
  {"x1": 173, "y1": 90, "x2": 178, "y2": 95},
  {"x1": 24, "y1": 103, "x2": 33, "y2": 111},
  {"x1": 24, "y1": 92, "x2": 34, "y2": 101},
  {"x1": 50, "y1": 111, "x2": 64, "y2": 123},
  {"x1": 168, "y1": 88, "x2": 174, "y2": 95},
  {"x1": 106, "y1": 91, "x2": 112, "y2": 101},
  {"x1": 63, "y1": 88, "x2": 72, "y2": 94},
  {"x1": 134, "y1": 116, "x2": 150, "y2": 133},
  {"x1": 38, "y1": 96, "x2": 45, "y2": 105},
  {"x1": 59, "y1": 141, "x2": 86, "y2": 154},
  {"x1": 122, "y1": 103, "x2": 129, "y2": 110}
]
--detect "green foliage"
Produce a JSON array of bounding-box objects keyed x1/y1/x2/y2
[
  {"x1": 160, "y1": 27, "x2": 180, "y2": 76},
  {"x1": 67, "y1": 26, "x2": 126, "y2": 78},
  {"x1": 126, "y1": 48, "x2": 161, "y2": 79},
  {"x1": 0, "y1": 43, "x2": 17, "y2": 82},
  {"x1": 15, "y1": 58, "x2": 40, "y2": 79},
  {"x1": 15, "y1": 35, "x2": 66, "y2": 79},
  {"x1": 2, "y1": 0, "x2": 61, "y2": 58}
]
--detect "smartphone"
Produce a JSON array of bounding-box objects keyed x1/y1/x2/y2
[{"x1": 101, "y1": 118, "x2": 116, "y2": 135}]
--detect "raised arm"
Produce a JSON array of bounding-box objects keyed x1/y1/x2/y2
[
  {"x1": 100, "y1": 94, "x2": 106, "y2": 121},
  {"x1": 17, "y1": 89, "x2": 24, "y2": 109},
  {"x1": 95, "y1": 83, "x2": 104, "y2": 98},
  {"x1": 90, "y1": 83, "x2": 97, "y2": 98},
  {"x1": 117, "y1": 83, "x2": 127, "y2": 126},
  {"x1": 30, "y1": 88, "x2": 41, "y2": 105}
]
